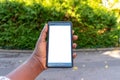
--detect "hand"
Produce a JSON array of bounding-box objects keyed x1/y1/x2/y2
[
  {"x1": 6, "y1": 24, "x2": 78, "y2": 80},
  {"x1": 33, "y1": 24, "x2": 78, "y2": 70}
]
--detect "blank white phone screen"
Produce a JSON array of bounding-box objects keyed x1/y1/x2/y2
[{"x1": 48, "y1": 24, "x2": 72, "y2": 67}]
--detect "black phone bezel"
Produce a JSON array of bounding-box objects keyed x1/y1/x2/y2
[{"x1": 46, "y1": 21, "x2": 73, "y2": 68}]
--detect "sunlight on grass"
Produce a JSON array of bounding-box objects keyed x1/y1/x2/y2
[
  {"x1": 2, "y1": 0, "x2": 41, "y2": 5},
  {"x1": 0, "y1": 0, "x2": 5, "y2": 2},
  {"x1": 10, "y1": 0, "x2": 34, "y2": 5}
]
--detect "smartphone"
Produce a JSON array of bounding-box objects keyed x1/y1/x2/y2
[{"x1": 47, "y1": 21, "x2": 73, "y2": 68}]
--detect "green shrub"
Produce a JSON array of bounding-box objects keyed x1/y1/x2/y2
[
  {"x1": 0, "y1": 1, "x2": 64, "y2": 49},
  {"x1": 74, "y1": 3, "x2": 118, "y2": 48},
  {"x1": 0, "y1": 0, "x2": 118, "y2": 49}
]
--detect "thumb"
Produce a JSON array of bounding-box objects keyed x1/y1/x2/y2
[{"x1": 39, "y1": 24, "x2": 48, "y2": 42}]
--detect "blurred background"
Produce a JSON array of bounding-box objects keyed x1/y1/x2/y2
[{"x1": 0, "y1": 0, "x2": 120, "y2": 50}]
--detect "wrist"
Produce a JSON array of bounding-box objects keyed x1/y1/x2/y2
[
  {"x1": 28, "y1": 55, "x2": 46, "y2": 72},
  {"x1": 6, "y1": 55, "x2": 45, "y2": 80}
]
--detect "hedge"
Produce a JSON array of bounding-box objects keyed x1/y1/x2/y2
[{"x1": 0, "y1": 0, "x2": 118, "y2": 49}]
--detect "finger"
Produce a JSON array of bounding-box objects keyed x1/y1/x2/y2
[
  {"x1": 73, "y1": 52, "x2": 77, "y2": 59},
  {"x1": 73, "y1": 43, "x2": 77, "y2": 49},
  {"x1": 39, "y1": 24, "x2": 48, "y2": 42},
  {"x1": 73, "y1": 35, "x2": 78, "y2": 41}
]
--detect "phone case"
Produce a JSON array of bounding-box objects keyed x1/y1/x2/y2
[{"x1": 47, "y1": 21, "x2": 73, "y2": 68}]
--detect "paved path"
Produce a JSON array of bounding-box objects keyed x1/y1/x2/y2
[{"x1": 0, "y1": 49, "x2": 120, "y2": 80}]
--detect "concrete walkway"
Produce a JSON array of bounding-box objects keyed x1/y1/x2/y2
[{"x1": 0, "y1": 48, "x2": 120, "y2": 80}]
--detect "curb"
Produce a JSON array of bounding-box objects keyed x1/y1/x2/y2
[
  {"x1": 74, "y1": 47, "x2": 120, "y2": 52},
  {"x1": 0, "y1": 47, "x2": 120, "y2": 54},
  {"x1": 0, "y1": 49, "x2": 33, "y2": 54}
]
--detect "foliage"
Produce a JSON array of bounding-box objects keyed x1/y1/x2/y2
[
  {"x1": 74, "y1": 2, "x2": 118, "y2": 48},
  {"x1": 0, "y1": 0, "x2": 118, "y2": 49}
]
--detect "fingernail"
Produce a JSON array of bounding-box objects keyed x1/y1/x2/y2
[{"x1": 43, "y1": 23, "x2": 47, "y2": 29}]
